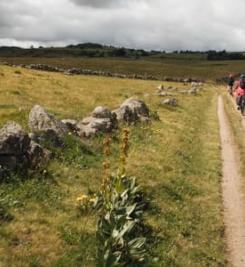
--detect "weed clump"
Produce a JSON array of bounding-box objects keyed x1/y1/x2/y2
[{"x1": 95, "y1": 130, "x2": 149, "y2": 266}]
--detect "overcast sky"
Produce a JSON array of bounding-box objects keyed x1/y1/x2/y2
[{"x1": 1, "y1": 0, "x2": 245, "y2": 51}]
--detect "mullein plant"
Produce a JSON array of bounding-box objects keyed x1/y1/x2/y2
[{"x1": 96, "y1": 129, "x2": 148, "y2": 267}]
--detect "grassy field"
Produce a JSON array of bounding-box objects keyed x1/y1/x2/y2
[
  {"x1": 0, "y1": 65, "x2": 226, "y2": 266},
  {"x1": 1, "y1": 55, "x2": 245, "y2": 81}
]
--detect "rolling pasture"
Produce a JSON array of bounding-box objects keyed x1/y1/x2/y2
[{"x1": 0, "y1": 64, "x2": 227, "y2": 266}]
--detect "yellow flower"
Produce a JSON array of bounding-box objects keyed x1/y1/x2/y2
[
  {"x1": 89, "y1": 198, "x2": 97, "y2": 204},
  {"x1": 76, "y1": 194, "x2": 88, "y2": 202}
]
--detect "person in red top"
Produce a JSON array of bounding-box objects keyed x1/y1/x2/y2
[{"x1": 234, "y1": 74, "x2": 245, "y2": 109}]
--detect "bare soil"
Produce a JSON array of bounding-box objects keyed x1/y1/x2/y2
[{"x1": 218, "y1": 96, "x2": 245, "y2": 267}]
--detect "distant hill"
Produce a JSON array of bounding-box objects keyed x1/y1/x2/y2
[
  {"x1": 0, "y1": 43, "x2": 245, "y2": 61},
  {"x1": 0, "y1": 43, "x2": 158, "y2": 59}
]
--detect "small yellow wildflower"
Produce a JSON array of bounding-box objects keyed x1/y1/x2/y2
[
  {"x1": 76, "y1": 194, "x2": 88, "y2": 202},
  {"x1": 89, "y1": 198, "x2": 97, "y2": 204}
]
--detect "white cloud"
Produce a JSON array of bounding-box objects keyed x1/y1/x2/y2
[{"x1": 0, "y1": 0, "x2": 245, "y2": 51}]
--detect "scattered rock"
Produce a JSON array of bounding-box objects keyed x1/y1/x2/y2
[
  {"x1": 29, "y1": 105, "x2": 68, "y2": 144},
  {"x1": 0, "y1": 122, "x2": 50, "y2": 173},
  {"x1": 157, "y1": 84, "x2": 164, "y2": 90},
  {"x1": 113, "y1": 98, "x2": 150, "y2": 124},
  {"x1": 61, "y1": 119, "x2": 78, "y2": 133},
  {"x1": 191, "y1": 81, "x2": 203, "y2": 87},
  {"x1": 121, "y1": 98, "x2": 150, "y2": 117},
  {"x1": 113, "y1": 106, "x2": 138, "y2": 124},
  {"x1": 180, "y1": 89, "x2": 198, "y2": 95},
  {"x1": 183, "y1": 78, "x2": 191, "y2": 83},
  {"x1": 158, "y1": 92, "x2": 173, "y2": 97},
  {"x1": 77, "y1": 106, "x2": 117, "y2": 137},
  {"x1": 188, "y1": 89, "x2": 198, "y2": 95},
  {"x1": 91, "y1": 106, "x2": 113, "y2": 119},
  {"x1": 157, "y1": 85, "x2": 165, "y2": 93},
  {"x1": 27, "y1": 141, "x2": 51, "y2": 169},
  {"x1": 0, "y1": 122, "x2": 30, "y2": 155},
  {"x1": 161, "y1": 98, "x2": 178, "y2": 107}
]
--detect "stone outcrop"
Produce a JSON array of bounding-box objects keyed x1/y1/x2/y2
[
  {"x1": 29, "y1": 105, "x2": 68, "y2": 144},
  {"x1": 161, "y1": 98, "x2": 178, "y2": 107},
  {"x1": 0, "y1": 122, "x2": 30, "y2": 156},
  {"x1": 27, "y1": 141, "x2": 51, "y2": 169},
  {"x1": 113, "y1": 98, "x2": 150, "y2": 124},
  {"x1": 77, "y1": 106, "x2": 117, "y2": 138},
  {"x1": 0, "y1": 122, "x2": 50, "y2": 174},
  {"x1": 61, "y1": 119, "x2": 78, "y2": 133}
]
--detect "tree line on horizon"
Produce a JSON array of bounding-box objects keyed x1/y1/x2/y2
[{"x1": 0, "y1": 43, "x2": 244, "y2": 60}]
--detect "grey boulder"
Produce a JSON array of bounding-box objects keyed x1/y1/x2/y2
[
  {"x1": 29, "y1": 105, "x2": 68, "y2": 144},
  {"x1": 0, "y1": 122, "x2": 30, "y2": 155},
  {"x1": 77, "y1": 106, "x2": 117, "y2": 138},
  {"x1": 27, "y1": 141, "x2": 51, "y2": 169},
  {"x1": 0, "y1": 122, "x2": 51, "y2": 173},
  {"x1": 161, "y1": 98, "x2": 178, "y2": 107},
  {"x1": 61, "y1": 119, "x2": 78, "y2": 133},
  {"x1": 113, "y1": 98, "x2": 150, "y2": 124}
]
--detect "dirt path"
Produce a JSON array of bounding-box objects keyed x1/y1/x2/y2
[{"x1": 218, "y1": 96, "x2": 245, "y2": 267}]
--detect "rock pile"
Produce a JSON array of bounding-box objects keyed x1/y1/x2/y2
[
  {"x1": 28, "y1": 98, "x2": 150, "y2": 138},
  {"x1": 0, "y1": 97, "x2": 151, "y2": 176}
]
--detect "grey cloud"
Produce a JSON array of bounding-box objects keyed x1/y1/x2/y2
[
  {"x1": 70, "y1": 0, "x2": 123, "y2": 8},
  {"x1": 1, "y1": 0, "x2": 245, "y2": 51}
]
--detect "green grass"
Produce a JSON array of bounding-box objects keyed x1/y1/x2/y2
[
  {"x1": 0, "y1": 65, "x2": 226, "y2": 266},
  {"x1": 2, "y1": 55, "x2": 245, "y2": 81}
]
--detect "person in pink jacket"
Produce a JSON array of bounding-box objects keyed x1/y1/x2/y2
[{"x1": 234, "y1": 74, "x2": 245, "y2": 109}]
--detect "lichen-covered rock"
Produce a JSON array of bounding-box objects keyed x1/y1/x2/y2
[
  {"x1": 158, "y1": 92, "x2": 173, "y2": 97},
  {"x1": 77, "y1": 118, "x2": 112, "y2": 137},
  {"x1": 188, "y1": 89, "x2": 198, "y2": 95},
  {"x1": 0, "y1": 122, "x2": 30, "y2": 155},
  {"x1": 77, "y1": 107, "x2": 117, "y2": 138},
  {"x1": 27, "y1": 141, "x2": 51, "y2": 169},
  {"x1": 161, "y1": 98, "x2": 178, "y2": 107},
  {"x1": 29, "y1": 105, "x2": 68, "y2": 144},
  {"x1": 113, "y1": 98, "x2": 150, "y2": 124},
  {"x1": 0, "y1": 122, "x2": 51, "y2": 173},
  {"x1": 113, "y1": 106, "x2": 138, "y2": 124},
  {"x1": 0, "y1": 155, "x2": 19, "y2": 170},
  {"x1": 91, "y1": 106, "x2": 112, "y2": 119},
  {"x1": 157, "y1": 84, "x2": 164, "y2": 93},
  {"x1": 61, "y1": 119, "x2": 78, "y2": 133}
]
